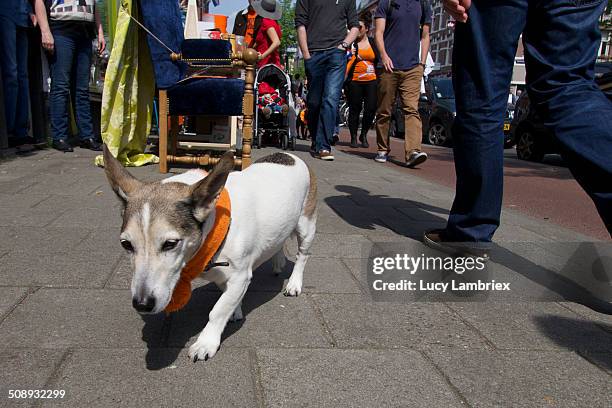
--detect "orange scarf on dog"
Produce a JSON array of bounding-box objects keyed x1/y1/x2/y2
[{"x1": 165, "y1": 188, "x2": 231, "y2": 313}]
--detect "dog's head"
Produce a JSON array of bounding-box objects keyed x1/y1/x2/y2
[{"x1": 102, "y1": 145, "x2": 234, "y2": 314}]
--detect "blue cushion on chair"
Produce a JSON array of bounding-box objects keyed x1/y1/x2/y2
[
  {"x1": 140, "y1": 0, "x2": 185, "y2": 89},
  {"x1": 167, "y1": 78, "x2": 245, "y2": 116},
  {"x1": 181, "y1": 39, "x2": 233, "y2": 64}
]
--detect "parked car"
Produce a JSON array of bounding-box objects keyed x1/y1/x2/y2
[
  {"x1": 389, "y1": 77, "x2": 513, "y2": 146},
  {"x1": 510, "y1": 63, "x2": 612, "y2": 162}
]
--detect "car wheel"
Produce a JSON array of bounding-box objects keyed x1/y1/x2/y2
[
  {"x1": 427, "y1": 121, "x2": 448, "y2": 146},
  {"x1": 516, "y1": 128, "x2": 544, "y2": 162}
]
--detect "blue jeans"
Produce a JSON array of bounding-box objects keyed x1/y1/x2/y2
[
  {"x1": 48, "y1": 33, "x2": 94, "y2": 142},
  {"x1": 0, "y1": 16, "x2": 30, "y2": 138},
  {"x1": 304, "y1": 48, "x2": 346, "y2": 152},
  {"x1": 447, "y1": 0, "x2": 612, "y2": 242}
]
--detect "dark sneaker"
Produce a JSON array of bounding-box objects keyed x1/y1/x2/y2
[
  {"x1": 423, "y1": 229, "x2": 490, "y2": 261},
  {"x1": 52, "y1": 139, "x2": 74, "y2": 153},
  {"x1": 80, "y1": 138, "x2": 102, "y2": 151},
  {"x1": 374, "y1": 152, "x2": 388, "y2": 163},
  {"x1": 331, "y1": 134, "x2": 339, "y2": 146},
  {"x1": 406, "y1": 150, "x2": 428, "y2": 168},
  {"x1": 316, "y1": 150, "x2": 334, "y2": 161}
]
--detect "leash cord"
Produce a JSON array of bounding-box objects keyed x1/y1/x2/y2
[
  {"x1": 204, "y1": 261, "x2": 230, "y2": 271},
  {"x1": 123, "y1": 7, "x2": 178, "y2": 55}
]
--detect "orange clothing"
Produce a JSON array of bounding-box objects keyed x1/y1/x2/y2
[
  {"x1": 347, "y1": 44, "x2": 376, "y2": 82},
  {"x1": 165, "y1": 188, "x2": 231, "y2": 313},
  {"x1": 244, "y1": 9, "x2": 257, "y2": 47}
]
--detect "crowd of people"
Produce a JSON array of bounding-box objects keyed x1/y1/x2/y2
[
  {"x1": 295, "y1": 0, "x2": 432, "y2": 168},
  {"x1": 2, "y1": 0, "x2": 609, "y2": 252},
  {"x1": 0, "y1": 0, "x2": 105, "y2": 153}
]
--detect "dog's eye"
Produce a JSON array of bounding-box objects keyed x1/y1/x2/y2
[
  {"x1": 161, "y1": 239, "x2": 181, "y2": 251},
  {"x1": 120, "y1": 239, "x2": 134, "y2": 252}
]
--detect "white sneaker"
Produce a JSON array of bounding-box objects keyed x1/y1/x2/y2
[
  {"x1": 406, "y1": 151, "x2": 428, "y2": 168},
  {"x1": 374, "y1": 152, "x2": 388, "y2": 163}
]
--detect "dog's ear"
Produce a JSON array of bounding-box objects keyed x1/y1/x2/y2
[
  {"x1": 102, "y1": 144, "x2": 142, "y2": 204},
  {"x1": 190, "y1": 151, "x2": 235, "y2": 222}
]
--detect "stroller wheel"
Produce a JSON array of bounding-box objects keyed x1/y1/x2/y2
[
  {"x1": 281, "y1": 133, "x2": 288, "y2": 150},
  {"x1": 289, "y1": 137, "x2": 296, "y2": 151}
]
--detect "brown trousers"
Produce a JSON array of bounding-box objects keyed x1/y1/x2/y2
[{"x1": 375, "y1": 65, "x2": 424, "y2": 160}]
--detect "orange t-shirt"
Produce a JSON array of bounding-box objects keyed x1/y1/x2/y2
[
  {"x1": 347, "y1": 45, "x2": 376, "y2": 82},
  {"x1": 244, "y1": 9, "x2": 257, "y2": 47}
]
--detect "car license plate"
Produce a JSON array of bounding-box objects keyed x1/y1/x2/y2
[{"x1": 503, "y1": 123, "x2": 510, "y2": 131}]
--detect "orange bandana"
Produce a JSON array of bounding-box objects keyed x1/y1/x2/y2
[{"x1": 165, "y1": 188, "x2": 231, "y2": 313}]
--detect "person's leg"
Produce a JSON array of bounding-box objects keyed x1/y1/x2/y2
[
  {"x1": 375, "y1": 71, "x2": 398, "y2": 155},
  {"x1": 398, "y1": 65, "x2": 424, "y2": 161},
  {"x1": 360, "y1": 80, "x2": 377, "y2": 146},
  {"x1": 318, "y1": 48, "x2": 347, "y2": 154},
  {"x1": 524, "y1": 0, "x2": 612, "y2": 236},
  {"x1": 14, "y1": 26, "x2": 30, "y2": 139},
  {"x1": 73, "y1": 35, "x2": 96, "y2": 143},
  {"x1": 446, "y1": 1, "x2": 528, "y2": 242},
  {"x1": 49, "y1": 34, "x2": 76, "y2": 144},
  {"x1": 0, "y1": 16, "x2": 19, "y2": 136},
  {"x1": 347, "y1": 81, "x2": 363, "y2": 143},
  {"x1": 304, "y1": 52, "x2": 326, "y2": 152}
]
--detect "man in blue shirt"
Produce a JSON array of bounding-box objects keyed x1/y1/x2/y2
[
  {"x1": 374, "y1": 0, "x2": 432, "y2": 168},
  {"x1": 0, "y1": 0, "x2": 34, "y2": 150}
]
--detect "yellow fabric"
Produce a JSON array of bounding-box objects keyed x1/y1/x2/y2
[
  {"x1": 165, "y1": 188, "x2": 232, "y2": 313},
  {"x1": 94, "y1": 0, "x2": 159, "y2": 167}
]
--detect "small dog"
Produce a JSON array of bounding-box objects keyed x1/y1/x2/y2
[{"x1": 103, "y1": 146, "x2": 317, "y2": 362}]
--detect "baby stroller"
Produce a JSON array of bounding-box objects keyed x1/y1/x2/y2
[{"x1": 254, "y1": 64, "x2": 297, "y2": 150}]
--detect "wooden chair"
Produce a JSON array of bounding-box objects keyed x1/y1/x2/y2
[{"x1": 140, "y1": 0, "x2": 257, "y2": 172}]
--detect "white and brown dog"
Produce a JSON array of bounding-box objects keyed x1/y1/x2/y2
[{"x1": 103, "y1": 146, "x2": 317, "y2": 362}]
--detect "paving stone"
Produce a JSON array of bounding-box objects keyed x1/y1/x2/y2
[
  {"x1": 0, "y1": 192, "x2": 49, "y2": 209},
  {"x1": 0, "y1": 349, "x2": 66, "y2": 406},
  {"x1": 311, "y1": 294, "x2": 489, "y2": 350},
  {"x1": 0, "y1": 226, "x2": 92, "y2": 253},
  {"x1": 250, "y1": 256, "x2": 362, "y2": 294},
  {"x1": 46, "y1": 207, "x2": 123, "y2": 230},
  {"x1": 257, "y1": 348, "x2": 463, "y2": 408},
  {"x1": 0, "y1": 289, "x2": 163, "y2": 348},
  {"x1": 447, "y1": 302, "x2": 612, "y2": 352},
  {"x1": 46, "y1": 348, "x2": 256, "y2": 408},
  {"x1": 303, "y1": 233, "x2": 372, "y2": 259},
  {"x1": 18, "y1": 175, "x2": 103, "y2": 197},
  {"x1": 166, "y1": 288, "x2": 331, "y2": 349},
  {"x1": 425, "y1": 349, "x2": 612, "y2": 407},
  {"x1": 0, "y1": 205, "x2": 65, "y2": 228},
  {"x1": 0, "y1": 248, "x2": 121, "y2": 288},
  {"x1": 0, "y1": 287, "x2": 28, "y2": 318}
]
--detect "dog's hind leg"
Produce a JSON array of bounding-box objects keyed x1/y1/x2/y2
[
  {"x1": 272, "y1": 249, "x2": 287, "y2": 275},
  {"x1": 284, "y1": 214, "x2": 316, "y2": 297}
]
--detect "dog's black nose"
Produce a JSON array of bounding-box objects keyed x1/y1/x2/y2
[{"x1": 132, "y1": 296, "x2": 155, "y2": 313}]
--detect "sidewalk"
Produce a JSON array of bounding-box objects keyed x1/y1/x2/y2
[{"x1": 0, "y1": 142, "x2": 610, "y2": 407}]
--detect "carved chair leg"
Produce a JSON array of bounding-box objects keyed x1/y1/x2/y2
[{"x1": 158, "y1": 90, "x2": 169, "y2": 174}]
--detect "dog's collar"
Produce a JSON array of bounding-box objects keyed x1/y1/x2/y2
[{"x1": 165, "y1": 188, "x2": 231, "y2": 313}]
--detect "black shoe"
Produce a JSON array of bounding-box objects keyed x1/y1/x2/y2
[
  {"x1": 423, "y1": 229, "x2": 490, "y2": 260},
  {"x1": 79, "y1": 138, "x2": 102, "y2": 151},
  {"x1": 360, "y1": 134, "x2": 369, "y2": 148},
  {"x1": 52, "y1": 139, "x2": 74, "y2": 153},
  {"x1": 350, "y1": 135, "x2": 359, "y2": 148}
]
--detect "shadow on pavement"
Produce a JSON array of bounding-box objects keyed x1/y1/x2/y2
[
  {"x1": 533, "y1": 315, "x2": 612, "y2": 371},
  {"x1": 325, "y1": 185, "x2": 448, "y2": 238},
  {"x1": 140, "y1": 261, "x2": 286, "y2": 370}
]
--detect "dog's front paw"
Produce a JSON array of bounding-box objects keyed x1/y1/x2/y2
[
  {"x1": 188, "y1": 335, "x2": 220, "y2": 362},
  {"x1": 284, "y1": 279, "x2": 302, "y2": 297}
]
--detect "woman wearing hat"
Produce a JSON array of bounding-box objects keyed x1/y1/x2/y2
[{"x1": 251, "y1": 0, "x2": 283, "y2": 68}]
